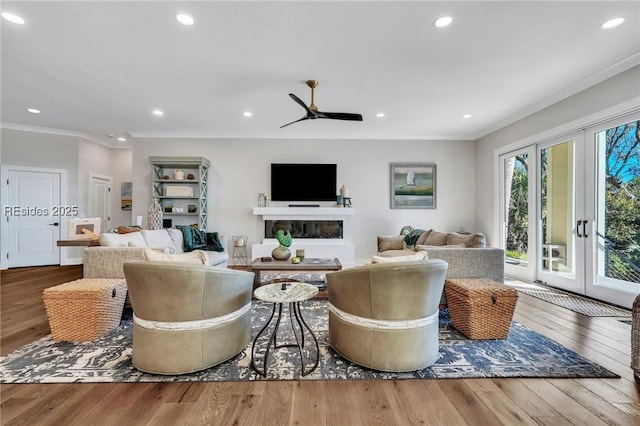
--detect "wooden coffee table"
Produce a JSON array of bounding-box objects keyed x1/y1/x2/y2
[{"x1": 248, "y1": 257, "x2": 342, "y2": 288}]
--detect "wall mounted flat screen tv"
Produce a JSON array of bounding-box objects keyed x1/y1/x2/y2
[{"x1": 271, "y1": 163, "x2": 337, "y2": 202}]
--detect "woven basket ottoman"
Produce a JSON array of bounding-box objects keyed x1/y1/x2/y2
[
  {"x1": 444, "y1": 278, "x2": 518, "y2": 339},
  {"x1": 43, "y1": 278, "x2": 127, "y2": 342}
]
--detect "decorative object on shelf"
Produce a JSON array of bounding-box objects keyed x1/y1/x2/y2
[
  {"x1": 340, "y1": 185, "x2": 349, "y2": 198},
  {"x1": 174, "y1": 169, "x2": 184, "y2": 180},
  {"x1": 164, "y1": 205, "x2": 173, "y2": 213},
  {"x1": 291, "y1": 256, "x2": 301, "y2": 264},
  {"x1": 258, "y1": 193, "x2": 266, "y2": 207},
  {"x1": 264, "y1": 195, "x2": 270, "y2": 207},
  {"x1": 187, "y1": 173, "x2": 195, "y2": 180},
  {"x1": 390, "y1": 162, "x2": 437, "y2": 209},
  {"x1": 343, "y1": 197, "x2": 352, "y2": 208},
  {"x1": 147, "y1": 198, "x2": 163, "y2": 230},
  {"x1": 296, "y1": 249, "x2": 305, "y2": 261},
  {"x1": 271, "y1": 229, "x2": 292, "y2": 260},
  {"x1": 188, "y1": 204, "x2": 197, "y2": 213},
  {"x1": 163, "y1": 175, "x2": 170, "y2": 179},
  {"x1": 165, "y1": 186, "x2": 194, "y2": 197},
  {"x1": 336, "y1": 195, "x2": 344, "y2": 207}
]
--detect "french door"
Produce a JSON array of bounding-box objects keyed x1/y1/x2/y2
[{"x1": 500, "y1": 111, "x2": 640, "y2": 308}]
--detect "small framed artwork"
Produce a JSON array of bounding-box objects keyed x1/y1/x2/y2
[
  {"x1": 121, "y1": 182, "x2": 132, "y2": 210},
  {"x1": 390, "y1": 163, "x2": 437, "y2": 209}
]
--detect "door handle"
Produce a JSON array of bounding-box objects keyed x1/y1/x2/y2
[
  {"x1": 582, "y1": 220, "x2": 588, "y2": 238},
  {"x1": 48, "y1": 222, "x2": 59, "y2": 226},
  {"x1": 576, "y1": 220, "x2": 583, "y2": 237}
]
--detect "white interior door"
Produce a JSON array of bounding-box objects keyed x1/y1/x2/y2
[
  {"x1": 89, "y1": 174, "x2": 111, "y2": 233},
  {"x1": 7, "y1": 169, "x2": 61, "y2": 267}
]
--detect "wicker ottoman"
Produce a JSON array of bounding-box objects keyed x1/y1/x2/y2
[
  {"x1": 445, "y1": 278, "x2": 518, "y2": 339},
  {"x1": 43, "y1": 278, "x2": 127, "y2": 342}
]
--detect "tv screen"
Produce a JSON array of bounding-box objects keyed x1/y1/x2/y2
[{"x1": 271, "y1": 163, "x2": 337, "y2": 202}]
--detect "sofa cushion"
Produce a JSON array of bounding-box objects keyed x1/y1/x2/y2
[
  {"x1": 141, "y1": 229, "x2": 177, "y2": 252},
  {"x1": 377, "y1": 235, "x2": 405, "y2": 252},
  {"x1": 424, "y1": 230, "x2": 447, "y2": 246},
  {"x1": 166, "y1": 228, "x2": 185, "y2": 253},
  {"x1": 142, "y1": 248, "x2": 209, "y2": 264},
  {"x1": 377, "y1": 249, "x2": 416, "y2": 257},
  {"x1": 446, "y1": 232, "x2": 486, "y2": 248},
  {"x1": 415, "y1": 230, "x2": 433, "y2": 246},
  {"x1": 368, "y1": 251, "x2": 428, "y2": 264},
  {"x1": 100, "y1": 232, "x2": 146, "y2": 248}
]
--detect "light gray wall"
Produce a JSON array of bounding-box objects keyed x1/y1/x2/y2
[
  {"x1": 132, "y1": 138, "x2": 476, "y2": 261},
  {"x1": 1, "y1": 129, "x2": 133, "y2": 228},
  {"x1": 475, "y1": 65, "x2": 640, "y2": 245}
]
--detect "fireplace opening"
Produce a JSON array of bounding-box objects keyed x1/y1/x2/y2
[{"x1": 265, "y1": 220, "x2": 343, "y2": 239}]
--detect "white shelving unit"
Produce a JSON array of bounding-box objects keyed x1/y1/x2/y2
[{"x1": 149, "y1": 156, "x2": 210, "y2": 229}]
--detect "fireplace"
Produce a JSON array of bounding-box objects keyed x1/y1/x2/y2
[{"x1": 264, "y1": 220, "x2": 343, "y2": 239}]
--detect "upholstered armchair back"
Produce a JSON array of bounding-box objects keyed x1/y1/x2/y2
[
  {"x1": 123, "y1": 261, "x2": 254, "y2": 375},
  {"x1": 327, "y1": 259, "x2": 448, "y2": 372}
]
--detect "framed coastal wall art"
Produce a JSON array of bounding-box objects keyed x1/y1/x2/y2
[
  {"x1": 121, "y1": 182, "x2": 132, "y2": 210},
  {"x1": 390, "y1": 163, "x2": 437, "y2": 209}
]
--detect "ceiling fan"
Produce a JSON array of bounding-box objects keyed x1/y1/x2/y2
[{"x1": 280, "y1": 80, "x2": 363, "y2": 128}]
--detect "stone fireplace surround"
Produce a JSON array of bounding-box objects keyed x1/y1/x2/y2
[{"x1": 252, "y1": 207, "x2": 355, "y2": 267}]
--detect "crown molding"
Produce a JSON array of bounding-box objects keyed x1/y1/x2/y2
[
  {"x1": 475, "y1": 53, "x2": 640, "y2": 140},
  {"x1": 0, "y1": 122, "x2": 132, "y2": 149}
]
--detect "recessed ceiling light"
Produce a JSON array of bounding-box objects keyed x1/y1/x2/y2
[
  {"x1": 117, "y1": 137, "x2": 127, "y2": 142},
  {"x1": 176, "y1": 14, "x2": 194, "y2": 26},
  {"x1": 1, "y1": 12, "x2": 25, "y2": 25},
  {"x1": 376, "y1": 112, "x2": 385, "y2": 118},
  {"x1": 152, "y1": 109, "x2": 164, "y2": 116},
  {"x1": 601, "y1": 17, "x2": 625, "y2": 29},
  {"x1": 243, "y1": 111, "x2": 253, "y2": 117},
  {"x1": 462, "y1": 114, "x2": 472, "y2": 119},
  {"x1": 434, "y1": 16, "x2": 453, "y2": 28},
  {"x1": 26, "y1": 108, "x2": 40, "y2": 114}
]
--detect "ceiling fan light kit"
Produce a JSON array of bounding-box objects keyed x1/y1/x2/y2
[{"x1": 280, "y1": 80, "x2": 363, "y2": 128}]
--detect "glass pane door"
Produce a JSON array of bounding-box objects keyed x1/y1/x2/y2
[
  {"x1": 500, "y1": 148, "x2": 535, "y2": 281},
  {"x1": 586, "y1": 115, "x2": 640, "y2": 307},
  {"x1": 537, "y1": 134, "x2": 585, "y2": 294}
]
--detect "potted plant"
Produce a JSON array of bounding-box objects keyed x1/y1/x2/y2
[{"x1": 272, "y1": 229, "x2": 292, "y2": 260}]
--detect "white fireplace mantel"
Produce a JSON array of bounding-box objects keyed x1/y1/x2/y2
[
  {"x1": 251, "y1": 206, "x2": 355, "y2": 268},
  {"x1": 252, "y1": 207, "x2": 355, "y2": 220}
]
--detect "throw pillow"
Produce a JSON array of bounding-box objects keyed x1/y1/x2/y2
[
  {"x1": 424, "y1": 230, "x2": 447, "y2": 246},
  {"x1": 99, "y1": 232, "x2": 146, "y2": 247},
  {"x1": 205, "y1": 232, "x2": 224, "y2": 252},
  {"x1": 177, "y1": 225, "x2": 207, "y2": 252},
  {"x1": 415, "y1": 229, "x2": 433, "y2": 246},
  {"x1": 141, "y1": 229, "x2": 176, "y2": 251},
  {"x1": 367, "y1": 251, "x2": 428, "y2": 264},
  {"x1": 377, "y1": 235, "x2": 405, "y2": 252},
  {"x1": 142, "y1": 248, "x2": 209, "y2": 264},
  {"x1": 403, "y1": 228, "x2": 427, "y2": 247},
  {"x1": 446, "y1": 232, "x2": 486, "y2": 248}
]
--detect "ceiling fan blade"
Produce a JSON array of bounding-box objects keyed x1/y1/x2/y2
[
  {"x1": 316, "y1": 111, "x2": 363, "y2": 121},
  {"x1": 289, "y1": 93, "x2": 314, "y2": 115},
  {"x1": 279, "y1": 116, "x2": 309, "y2": 129}
]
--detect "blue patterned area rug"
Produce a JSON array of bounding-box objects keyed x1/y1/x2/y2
[{"x1": 0, "y1": 300, "x2": 617, "y2": 383}]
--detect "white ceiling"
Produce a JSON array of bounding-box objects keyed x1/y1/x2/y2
[{"x1": 1, "y1": 1, "x2": 639, "y2": 148}]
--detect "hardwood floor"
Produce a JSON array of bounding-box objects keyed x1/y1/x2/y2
[{"x1": 1, "y1": 265, "x2": 639, "y2": 425}]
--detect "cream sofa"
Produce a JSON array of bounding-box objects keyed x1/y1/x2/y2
[
  {"x1": 376, "y1": 229, "x2": 504, "y2": 304},
  {"x1": 376, "y1": 229, "x2": 503, "y2": 282},
  {"x1": 83, "y1": 229, "x2": 228, "y2": 282}
]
